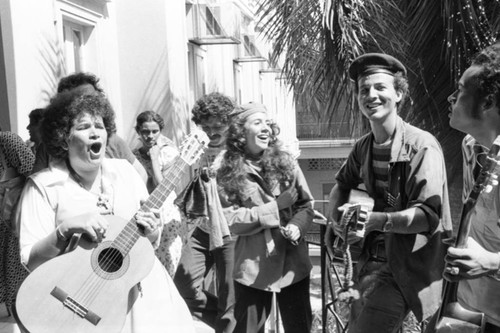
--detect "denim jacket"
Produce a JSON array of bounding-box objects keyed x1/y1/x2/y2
[{"x1": 336, "y1": 117, "x2": 452, "y2": 321}]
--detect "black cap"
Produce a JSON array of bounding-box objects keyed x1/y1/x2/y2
[{"x1": 349, "y1": 53, "x2": 406, "y2": 81}]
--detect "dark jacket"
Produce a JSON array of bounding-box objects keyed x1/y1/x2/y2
[{"x1": 336, "y1": 117, "x2": 453, "y2": 321}]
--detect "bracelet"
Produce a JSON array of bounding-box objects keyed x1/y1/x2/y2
[{"x1": 56, "y1": 226, "x2": 69, "y2": 243}]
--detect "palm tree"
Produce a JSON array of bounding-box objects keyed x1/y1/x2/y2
[{"x1": 256, "y1": 0, "x2": 500, "y2": 217}]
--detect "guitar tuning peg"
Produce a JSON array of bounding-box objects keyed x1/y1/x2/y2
[
  {"x1": 491, "y1": 179, "x2": 499, "y2": 186},
  {"x1": 485, "y1": 184, "x2": 494, "y2": 193}
]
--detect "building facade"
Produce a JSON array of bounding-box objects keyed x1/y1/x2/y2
[{"x1": 0, "y1": 0, "x2": 357, "y2": 210}]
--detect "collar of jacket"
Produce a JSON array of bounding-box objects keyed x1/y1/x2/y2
[{"x1": 369, "y1": 116, "x2": 412, "y2": 164}]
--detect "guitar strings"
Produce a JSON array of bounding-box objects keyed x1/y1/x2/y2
[
  {"x1": 84, "y1": 163, "x2": 183, "y2": 305},
  {"x1": 86, "y1": 136, "x2": 207, "y2": 305},
  {"x1": 72, "y1": 159, "x2": 187, "y2": 308}
]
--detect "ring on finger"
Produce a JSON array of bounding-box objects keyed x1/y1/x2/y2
[{"x1": 448, "y1": 267, "x2": 459, "y2": 275}]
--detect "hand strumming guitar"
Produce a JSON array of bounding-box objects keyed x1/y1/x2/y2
[{"x1": 56, "y1": 212, "x2": 108, "y2": 244}]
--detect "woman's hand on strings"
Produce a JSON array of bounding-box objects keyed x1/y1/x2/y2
[{"x1": 58, "y1": 212, "x2": 108, "y2": 243}]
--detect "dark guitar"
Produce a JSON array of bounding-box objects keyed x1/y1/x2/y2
[
  {"x1": 429, "y1": 136, "x2": 500, "y2": 333},
  {"x1": 15, "y1": 130, "x2": 208, "y2": 333}
]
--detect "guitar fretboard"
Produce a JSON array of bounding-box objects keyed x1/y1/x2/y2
[{"x1": 113, "y1": 155, "x2": 188, "y2": 254}]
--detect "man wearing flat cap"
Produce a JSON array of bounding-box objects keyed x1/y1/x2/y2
[{"x1": 326, "y1": 53, "x2": 452, "y2": 332}]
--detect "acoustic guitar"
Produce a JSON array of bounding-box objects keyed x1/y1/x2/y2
[
  {"x1": 428, "y1": 136, "x2": 500, "y2": 333},
  {"x1": 332, "y1": 189, "x2": 374, "y2": 302},
  {"x1": 15, "y1": 130, "x2": 208, "y2": 333}
]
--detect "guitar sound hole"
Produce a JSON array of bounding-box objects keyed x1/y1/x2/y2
[{"x1": 98, "y1": 248, "x2": 123, "y2": 273}]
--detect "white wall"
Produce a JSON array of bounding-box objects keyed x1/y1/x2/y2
[
  {"x1": 1, "y1": 0, "x2": 59, "y2": 137},
  {"x1": 114, "y1": 0, "x2": 191, "y2": 147},
  {"x1": 0, "y1": 0, "x2": 124, "y2": 138},
  {"x1": 0, "y1": 0, "x2": 297, "y2": 164},
  {"x1": 0, "y1": 0, "x2": 191, "y2": 148},
  {"x1": 204, "y1": 44, "x2": 238, "y2": 98}
]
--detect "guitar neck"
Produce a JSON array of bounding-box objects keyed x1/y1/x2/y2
[
  {"x1": 439, "y1": 136, "x2": 500, "y2": 314},
  {"x1": 142, "y1": 156, "x2": 188, "y2": 211},
  {"x1": 439, "y1": 279, "x2": 459, "y2": 312},
  {"x1": 115, "y1": 156, "x2": 188, "y2": 254}
]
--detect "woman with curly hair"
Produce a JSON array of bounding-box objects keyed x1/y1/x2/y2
[
  {"x1": 16, "y1": 91, "x2": 194, "y2": 332},
  {"x1": 217, "y1": 102, "x2": 314, "y2": 333}
]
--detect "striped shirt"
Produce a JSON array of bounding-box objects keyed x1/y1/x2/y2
[{"x1": 372, "y1": 140, "x2": 392, "y2": 197}]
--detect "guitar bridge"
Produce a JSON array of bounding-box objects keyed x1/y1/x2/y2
[{"x1": 50, "y1": 287, "x2": 101, "y2": 326}]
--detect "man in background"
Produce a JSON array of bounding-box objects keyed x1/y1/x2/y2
[{"x1": 174, "y1": 92, "x2": 236, "y2": 333}]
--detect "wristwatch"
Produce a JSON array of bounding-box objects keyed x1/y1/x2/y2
[{"x1": 383, "y1": 213, "x2": 393, "y2": 232}]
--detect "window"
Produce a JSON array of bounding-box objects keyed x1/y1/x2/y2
[
  {"x1": 205, "y1": 5, "x2": 222, "y2": 36},
  {"x1": 187, "y1": 1, "x2": 240, "y2": 45},
  {"x1": 57, "y1": 0, "x2": 101, "y2": 75},
  {"x1": 243, "y1": 35, "x2": 260, "y2": 57},
  {"x1": 63, "y1": 20, "x2": 89, "y2": 73}
]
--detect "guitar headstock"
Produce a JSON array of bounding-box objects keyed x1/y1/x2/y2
[{"x1": 179, "y1": 129, "x2": 209, "y2": 166}]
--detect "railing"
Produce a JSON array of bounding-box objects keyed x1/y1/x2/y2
[
  {"x1": 297, "y1": 123, "x2": 362, "y2": 140},
  {"x1": 305, "y1": 200, "x2": 329, "y2": 246}
]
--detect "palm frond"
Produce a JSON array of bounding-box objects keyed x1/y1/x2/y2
[{"x1": 256, "y1": 0, "x2": 500, "y2": 142}]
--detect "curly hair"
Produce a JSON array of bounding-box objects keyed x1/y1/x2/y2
[
  {"x1": 135, "y1": 111, "x2": 165, "y2": 133},
  {"x1": 57, "y1": 72, "x2": 104, "y2": 94},
  {"x1": 28, "y1": 108, "x2": 45, "y2": 125},
  {"x1": 471, "y1": 42, "x2": 500, "y2": 107},
  {"x1": 217, "y1": 115, "x2": 295, "y2": 204},
  {"x1": 41, "y1": 92, "x2": 116, "y2": 160},
  {"x1": 191, "y1": 92, "x2": 235, "y2": 125}
]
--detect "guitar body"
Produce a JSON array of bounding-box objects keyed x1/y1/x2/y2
[
  {"x1": 15, "y1": 215, "x2": 155, "y2": 333},
  {"x1": 433, "y1": 301, "x2": 485, "y2": 333},
  {"x1": 425, "y1": 282, "x2": 486, "y2": 333},
  {"x1": 332, "y1": 189, "x2": 374, "y2": 261},
  {"x1": 15, "y1": 129, "x2": 209, "y2": 333}
]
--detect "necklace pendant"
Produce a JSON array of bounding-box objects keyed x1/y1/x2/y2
[{"x1": 97, "y1": 194, "x2": 113, "y2": 215}]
